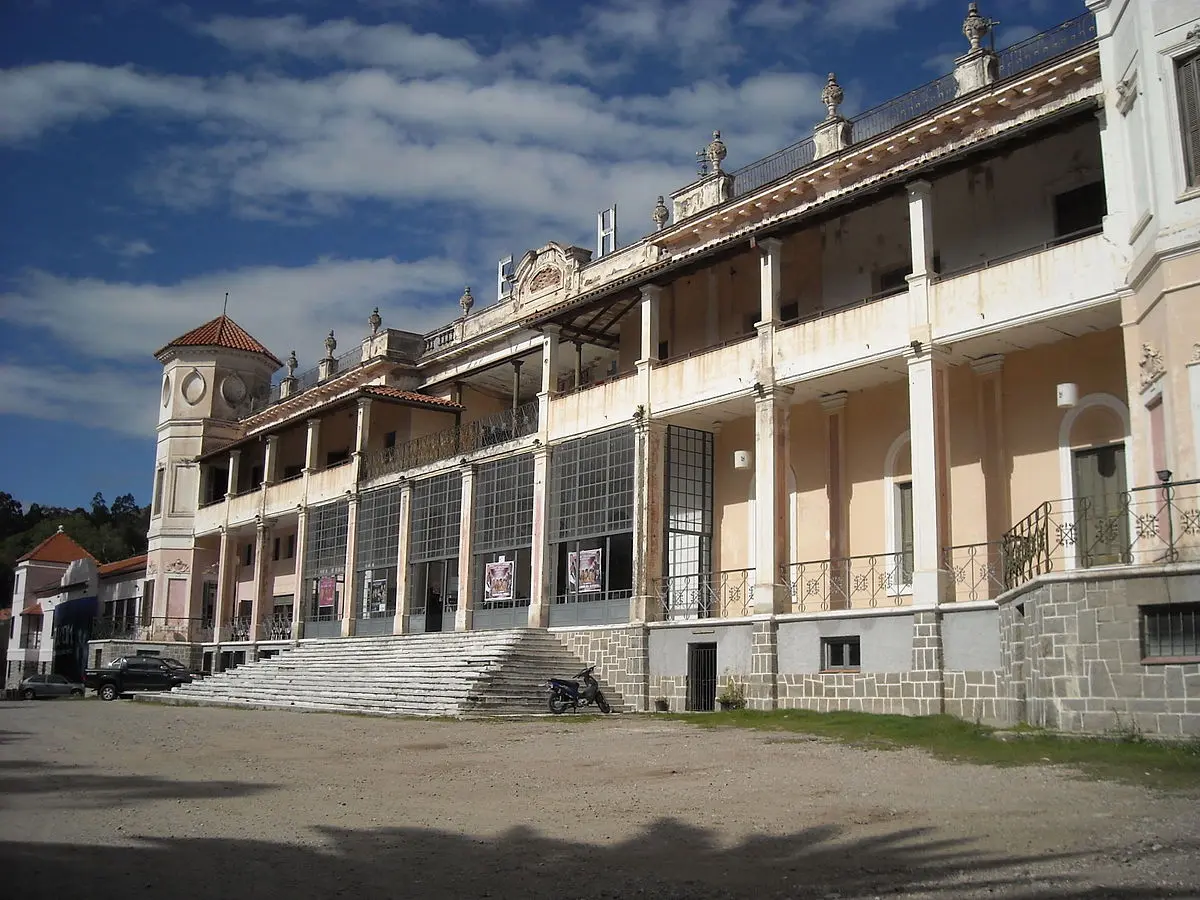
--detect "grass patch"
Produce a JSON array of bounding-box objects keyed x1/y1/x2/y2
[{"x1": 663, "y1": 709, "x2": 1200, "y2": 789}]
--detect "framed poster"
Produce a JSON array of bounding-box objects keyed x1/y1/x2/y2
[
  {"x1": 367, "y1": 579, "x2": 388, "y2": 614},
  {"x1": 484, "y1": 560, "x2": 514, "y2": 602},
  {"x1": 577, "y1": 548, "x2": 602, "y2": 593},
  {"x1": 317, "y1": 576, "x2": 337, "y2": 608}
]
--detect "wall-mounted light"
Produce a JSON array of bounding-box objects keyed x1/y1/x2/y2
[
  {"x1": 734, "y1": 450, "x2": 753, "y2": 471},
  {"x1": 1056, "y1": 383, "x2": 1078, "y2": 409}
]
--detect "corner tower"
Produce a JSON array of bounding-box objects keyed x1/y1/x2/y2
[{"x1": 147, "y1": 315, "x2": 281, "y2": 624}]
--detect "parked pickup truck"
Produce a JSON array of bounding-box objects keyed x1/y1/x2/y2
[{"x1": 85, "y1": 655, "x2": 195, "y2": 701}]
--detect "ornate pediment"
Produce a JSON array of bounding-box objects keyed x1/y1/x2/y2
[
  {"x1": 511, "y1": 242, "x2": 591, "y2": 311},
  {"x1": 164, "y1": 557, "x2": 191, "y2": 575}
]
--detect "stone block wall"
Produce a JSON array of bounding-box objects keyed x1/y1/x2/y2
[
  {"x1": 552, "y1": 625, "x2": 649, "y2": 712},
  {"x1": 998, "y1": 569, "x2": 1200, "y2": 738},
  {"x1": 942, "y1": 670, "x2": 1004, "y2": 724}
]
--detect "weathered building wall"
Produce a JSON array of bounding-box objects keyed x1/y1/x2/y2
[
  {"x1": 552, "y1": 624, "x2": 649, "y2": 712},
  {"x1": 821, "y1": 192, "x2": 910, "y2": 308}
]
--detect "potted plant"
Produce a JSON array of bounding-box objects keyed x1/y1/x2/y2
[
  {"x1": 653, "y1": 696, "x2": 669, "y2": 712},
  {"x1": 716, "y1": 678, "x2": 747, "y2": 711}
]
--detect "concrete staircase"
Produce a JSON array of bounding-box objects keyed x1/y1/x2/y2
[{"x1": 140, "y1": 629, "x2": 623, "y2": 717}]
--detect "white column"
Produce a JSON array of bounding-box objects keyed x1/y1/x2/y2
[
  {"x1": 304, "y1": 418, "x2": 322, "y2": 472},
  {"x1": 538, "y1": 330, "x2": 558, "y2": 442},
  {"x1": 758, "y1": 237, "x2": 782, "y2": 325},
  {"x1": 291, "y1": 506, "x2": 307, "y2": 640},
  {"x1": 907, "y1": 180, "x2": 934, "y2": 278},
  {"x1": 264, "y1": 435, "x2": 280, "y2": 486},
  {"x1": 907, "y1": 347, "x2": 952, "y2": 606},
  {"x1": 227, "y1": 450, "x2": 242, "y2": 498},
  {"x1": 753, "y1": 387, "x2": 791, "y2": 614},
  {"x1": 250, "y1": 520, "x2": 272, "y2": 642},
  {"x1": 528, "y1": 446, "x2": 552, "y2": 628},
  {"x1": 214, "y1": 528, "x2": 235, "y2": 644},
  {"x1": 631, "y1": 419, "x2": 666, "y2": 623},
  {"x1": 638, "y1": 285, "x2": 662, "y2": 363},
  {"x1": 393, "y1": 481, "x2": 412, "y2": 634},
  {"x1": 352, "y1": 398, "x2": 372, "y2": 482},
  {"x1": 455, "y1": 466, "x2": 476, "y2": 631},
  {"x1": 341, "y1": 494, "x2": 359, "y2": 637}
]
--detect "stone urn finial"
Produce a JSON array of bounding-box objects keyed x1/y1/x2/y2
[
  {"x1": 705, "y1": 130, "x2": 727, "y2": 174},
  {"x1": 459, "y1": 285, "x2": 474, "y2": 317},
  {"x1": 962, "y1": 2, "x2": 994, "y2": 52},
  {"x1": 286, "y1": 350, "x2": 298, "y2": 377},
  {"x1": 821, "y1": 73, "x2": 844, "y2": 120},
  {"x1": 324, "y1": 330, "x2": 336, "y2": 359},
  {"x1": 652, "y1": 195, "x2": 669, "y2": 231},
  {"x1": 368, "y1": 306, "x2": 382, "y2": 335}
]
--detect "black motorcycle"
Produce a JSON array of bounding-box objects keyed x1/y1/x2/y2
[{"x1": 546, "y1": 665, "x2": 612, "y2": 714}]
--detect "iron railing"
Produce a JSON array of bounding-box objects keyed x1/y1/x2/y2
[
  {"x1": 91, "y1": 616, "x2": 214, "y2": 643},
  {"x1": 225, "y1": 616, "x2": 253, "y2": 642},
  {"x1": 656, "y1": 569, "x2": 754, "y2": 620},
  {"x1": 783, "y1": 553, "x2": 910, "y2": 612},
  {"x1": 728, "y1": 13, "x2": 1096, "y2": 200},
  {"x1": 258, "y1": 614, "x2": 294, "y2": 641},
  {"x1": 1001, "y1": 479, "x2": 1200, "y2": 587},
  {"x1": 363, "y1": 400, "x2": 539, "y2": 480},
  {"x1": 942, "y1": 542, "x2": 1008, "y2": 602}
]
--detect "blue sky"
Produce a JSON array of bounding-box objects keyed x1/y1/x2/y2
[{"x1": 0, "y1": 0, "x2": 1085, "y2": 510}]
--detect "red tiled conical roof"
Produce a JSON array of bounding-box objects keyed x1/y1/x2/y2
[
  {"x1": 156, "y1": 315, "x2": 282, "y2": 366},
  {"x1": 17, "y1": 527, "x2": 97, "y2": 565}
]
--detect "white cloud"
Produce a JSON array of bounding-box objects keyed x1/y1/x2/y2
[
  {"x1": 0, "y1": 362, "x2": 158, "y2": 437},
  {"x1": 744, "y1": 0, "x2": 814, "y2": 29},
  {"x1": 821, "y1": 0, "x2": 937, "y2": 32},
  {"x1": 96, "y1": 235, "x2": 155, "y2": 258}
]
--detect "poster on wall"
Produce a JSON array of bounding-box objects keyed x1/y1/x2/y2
[
  {"x1": 367, "y1": 579, "x2": 388, "y2": 614},
  {"x1": 317, "y1": 576, "x2": 337, "y2": 608},
  {"x1": 484, "y1": 560, "x2": 514, "y2": 602},
  {"x1": 577, "y1": 548, "x2": 602, "y2": 593},
  {"x1": 567, "y1": 551, "x2": 578, "y2": 589}
]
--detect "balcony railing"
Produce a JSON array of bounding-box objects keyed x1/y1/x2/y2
[
  {"x1": 783, "y1": 553, "x2": 910, "y2": 612},
  {"x1": 729, "y1": 13, "x2": 1095, "y2": 200},
  {"x1": 656, "y1": 569, "x2": 754, "y2": 620},
  {"x1": 91, "y1": 617, "x2": 214, "y2": 643},
  {"x1": 258, "y1": 614, "x2": 294, "y2": 641},
  {"x1": 942, "y1": 542, "x2": 1008, "y2": 602},
  {"x1": 1002, "y1": 479, "x2": 1200, "y2": 588},
  {"x1": 225, "y1": 616, "x2": 253, "y2": 642},
  {"x1": 363, "y1": 400, "x2": 539, "y2": 480},
  {"x1": 423, "y1": 324, "x2": 458, "y2": 354}
]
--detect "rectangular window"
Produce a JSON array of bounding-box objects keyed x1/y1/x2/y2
[
  {"x1": 287, "y1": 534, "x2": 296, "y2": 559},
  {"x1": 1177, "y1": 50, "x2": 1200, "y2": 188},
  {"x1": 384, "y1": 431, "x2": 397, "y2": 450},
  {"x1": 303, "y1": 499, "x2": 350, "y2": 622},
  {"x1": 273, "y1": 537, "x2": 281, "y2": 561},
  {"x1": 355, "y1": 484, "x2": 402, "y2": 619},
  {"x1": 822, "y1": 636, "x2": 861, "y2": 671},
  {"x1": 1052, "y1": 181, "x2": 1107, "y2": 240},
  {"x1": 664, "y1": 426, "x2": 715, "y2": 619},
  {"x1": 895, "y1": 480, "x2": 914, "y2": 587},
  {"x1": 242, "y1": 542, "x2": 255, "y2": 567},
  {"x1": 1141, "y1": 603, "x2": 1200, "y2": 662},
  {"x1": 473, "y1": 455, "x2": 536, "y2": 610},
  {"x1": 152, "y1": 467, "x2": 165, "y2": 516}
]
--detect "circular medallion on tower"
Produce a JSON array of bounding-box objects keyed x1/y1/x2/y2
[
  {"x1": 161, "y1": 375, "x2": 171, "y2": 408},
  {"x1": 220, "y1": 373, "x2": 247, "y2": 406},
  {"x1": 181, "y1": 368, "x2": 207, "y2": 406}
]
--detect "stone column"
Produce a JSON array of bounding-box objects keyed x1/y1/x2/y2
[
  {"x1": 820, "y1": 392, "x2": 849, "y2": 594},
  {"x1": 528, "y1": 445, "x2": 552, "y2": 628},
  {"x1": 291, "y1": 506, "x2": 308, "y2": 640},
  {"x1": 971, "y1": 355, "x2": 1009, "y2": 551},
  {"x1": 539, "y1": 329, "x2": 558, "y2": 435},
  {"x1": 749, "y1": 618, "x2": 779, "y2": 711},
  {"x1": 304, "y1": 418, "x2": 322, "y2": 473},
  {"x1": 638, "y1": 284, "x2": 662, "y2": 367},
  {"x1": 341, "y1": 494, "x2": 359, "y2": 637},
  {"x1": 214, "y1": 528, "x2": 235, "y2": 644},
  {"x1": 454, "y1": 466, "x2": 476, "y2": 631},
  {"x1": 907, "y1": 180, "x2": 935, "y2": 279},
  {"x1": 264, "y1": 435, "x2": 280, "y2": 486},
  {"x1": 511, "y1": 360, "x2": 523, "y2": 413},
  {"x1": 393, "y1": 481, "x2": 412, "y2": 635},
  {"x1": 573, "y1": 341, "x2": 583, "y2": 389},
  {"x1": 352, "y1": 397, "x2": 372, "y2": 483},
  {"x1": 631, "y1": 418, "x2": 666, "y2": 623},
  {"x1": 757, "y1": 237, "x2": 782, "y2": 325},
  {"x1": 907, "y1": 346, "x2": 953, "y2": 607},
  {"x1": 705, "y1": 269, "x2": 720, "y2": 346},
  {"x1": 910, "y1": 608, "x2": 946, "y2": 715},
  {"x1": 250, "y1": 519, "x2": 272, "y2": 643},
  {"x1": 227, "y1": 449, "x2": 242, "y2": 498},
  {"x1": 753, "y1": 387, "x2": 792, "y2": 614}
]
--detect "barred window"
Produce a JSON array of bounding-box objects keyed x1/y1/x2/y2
[
  {"x1": 304, "y1": 500, "x2": 349, "y2": 578},
  {"x1": 1141, "y1": 603, "x2": 1200, "y2": 662},
  {"x1": 1178, "y1": 50, "x2": 1200, "y2": 188},
  {"x1": 474, "y1": 454, "x2": 535, "y2": 553},
  {"x1": 356, "y1": 484, "x2": 402, "y2": 570},
  {"x1": 550, "y1": 427, "x2": 635, "y2": 542},
  {"x1": 410, "y1": 471, "x2": 462, "y2": 562}
]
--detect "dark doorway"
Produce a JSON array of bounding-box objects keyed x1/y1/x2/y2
[
  {"x1": 686, "y1": 642, "x2": 717, "y2": 712},
  {"x1": 1073, "y1": 443, "x2": 1128, "y2": 566}
]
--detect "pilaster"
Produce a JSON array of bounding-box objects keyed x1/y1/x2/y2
[
  {"x1": 341, "y1": 494, "x2": 359, "y2": 637},
  {"x1": 250, "y1": 519, "x2": 272, "y2": 641},
  {"x1": 631, "y1": 417, "x2": 666, "y2": 623},
  {"x1": 819, "y1": 391, "x2": 849, "y2": 570},
  {"x1": 527, "y1": 445, "x2": 552, "y2": 628},
  {"x1": 911, "y1": 608, "x2": 946, "y2": 714},
  {"x1": 394, "y1": 481, "x2": 412, "y2": 635},
  {"x1": 291, "y1": 506, "x2": 307, "y2": 640},
  {"x1": 214, "y1": 528, "x2": 235, "y2": 642},
  {"x1": 907, "y1": 346, "x2": 953, "y2": 607},
  {"x1": 455, "y1": 465, "x2": 476, "y2": 631},
  {"x1": 538, "y1": 329, "x2": 558, "y2": 438},
  {"x1": 753, "y1": 387, "x2": 792, "y2": 614},
  {"x1": 971, "y1": 355, "x2": 1009, "y2": 548}
]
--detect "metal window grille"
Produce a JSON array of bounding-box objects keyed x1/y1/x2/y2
[
  {"x1": 1142, "y1": 604, "x2": 1200, "y2": 659},
  {"x1": 550, "y1": 427, "x2": 635, "y2": 542},
  {"x1": 356, "y1": 485, "x2": 402, "y2": 570},
  {"x1": 664, "y1": 426, "x2": 715, "y2": 618},
  {"x1": 473, "y1": 454, "x2": 535, "y2": 553},
  {"x1": 410, "y1": 471, "x2": 463, "y2": 562},
  {"x1": 303, "y1": 500, "x2": 349, "y2": 578}
]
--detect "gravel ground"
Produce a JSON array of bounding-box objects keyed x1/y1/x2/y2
[{"x1": 1, "y1": 699, "x2": 1197, "y2": 900}]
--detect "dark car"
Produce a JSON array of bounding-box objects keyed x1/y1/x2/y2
[
  {"x1": 20, "y1": 673, "x2": 86, "y2": 700},
  {"x1": 84, "y1": 655, "x2": 195, "y2": 701}
]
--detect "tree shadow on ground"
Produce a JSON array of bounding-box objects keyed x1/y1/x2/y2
[
  {"x1": 0, "y1": 758, "x2": 278, "y2": 809},
  {"x1": 3, "y1": 816, "x2": 1196, "y2": 899}
]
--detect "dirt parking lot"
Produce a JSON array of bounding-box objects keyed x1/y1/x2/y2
[{"x1": 1, "y1": 700, "x2": 1197, "y2": 899}]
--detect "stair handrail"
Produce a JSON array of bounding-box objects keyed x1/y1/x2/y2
[{"x1": 1001, "y1": 500, "x2": 1052, "y2": 590}]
